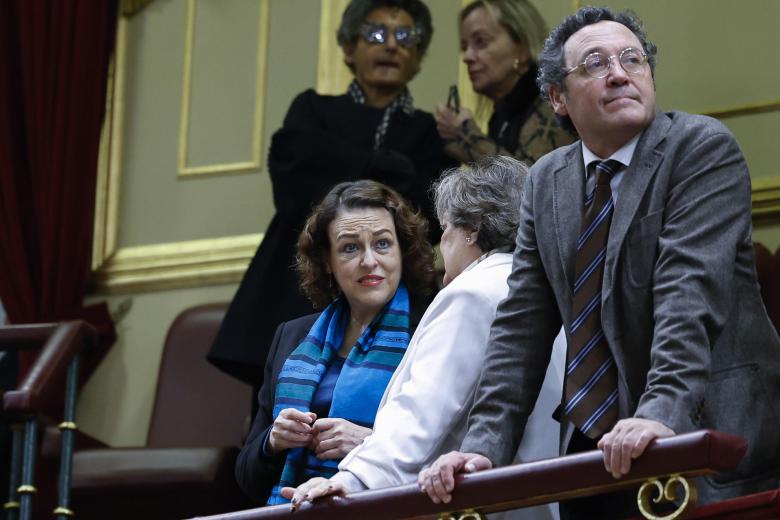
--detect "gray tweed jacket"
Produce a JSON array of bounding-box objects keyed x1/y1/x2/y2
[{"x1": 461, "y1": 109, "x2": 780, "y2": 504}]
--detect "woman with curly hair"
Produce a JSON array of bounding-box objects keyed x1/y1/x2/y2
[{"x1": 235, "y1": 180, "x2": 435, "y2": 506}]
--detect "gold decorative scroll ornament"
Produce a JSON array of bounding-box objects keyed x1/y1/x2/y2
[{"x1": 637, "y1": 474, "x2": 697, "y2": 520}]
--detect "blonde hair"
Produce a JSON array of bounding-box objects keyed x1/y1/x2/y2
[{"x1": 460, "y1": 0, "x2": 548, "y2": 61}]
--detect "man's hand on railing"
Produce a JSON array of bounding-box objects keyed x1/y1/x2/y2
[
  {"x1": 597, "y1": 418, "x2": 675, "y2": 479},
  {"x1": 417, "y1": 451, "x2": 492, "y2": 504}
]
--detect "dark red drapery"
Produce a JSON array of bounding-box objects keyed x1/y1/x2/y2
[{"x1": 0, "y1": 0, "x2": 119, "y2": 376}]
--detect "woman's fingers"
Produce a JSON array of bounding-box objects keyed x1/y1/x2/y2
[
  {"x1": 287, "y1": 478, "x2": 346, "y2": 511},
  {"x1": 269, "y1": 409, "x2": 317, "y2": 452}
]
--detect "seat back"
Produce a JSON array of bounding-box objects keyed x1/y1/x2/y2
[{"x1": 147, "y1": 303, "x2": 251, "y2": 448}]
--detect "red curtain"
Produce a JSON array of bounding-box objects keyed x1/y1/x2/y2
[{"x1": 0, "y1": 0, "x2": 119, "y2": 376}]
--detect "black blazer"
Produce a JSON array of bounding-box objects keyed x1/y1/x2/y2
[{"x1": 234, "y1": 313, "x2": 319, "y2": 504}]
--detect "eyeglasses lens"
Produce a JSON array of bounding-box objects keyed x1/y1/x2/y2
[
  {"x1": 583, "y1": 47, "x2": 645, "y2": 78},
  {"x1": 360, "y1": 23, "x2": 419, "y2": 48},
  {"x1": 619, "y1": 48, "x2": 645, "y2": 73}
]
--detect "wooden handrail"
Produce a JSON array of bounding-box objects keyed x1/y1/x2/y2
[
  {"x1": 0, "y1": 320, "x2": 98, "y2": 519},
  {"x1": 0, "y1": 321, "x2": 96, "y2": 415},
  {"x1": 191, "y1": 430, "x2": 746, "y2": 520}
]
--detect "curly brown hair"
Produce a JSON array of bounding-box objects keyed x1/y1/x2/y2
[{"x1": 297, "y1": 180, "x2": 435, "y2": 309}]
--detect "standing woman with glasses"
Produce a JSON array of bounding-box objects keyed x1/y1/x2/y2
[
  {"x1": 435, "y1": 0, "x2": 576, "y2": 165},
  {"x1": 208, "y1": 0, "x2": 455, "y2": 392}
]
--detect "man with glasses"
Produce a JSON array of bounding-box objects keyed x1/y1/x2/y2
[{"x1": 420, "y1": 6, "x2": 780, "y2": 519}]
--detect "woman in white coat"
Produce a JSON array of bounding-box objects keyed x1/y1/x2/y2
[{"x1": 283, "y1": 156, "x2": 564, "y2": 519}]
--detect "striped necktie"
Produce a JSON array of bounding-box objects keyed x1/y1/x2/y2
[{"x1": 565, "y1": 159, "x2": 621, "y2": 439}]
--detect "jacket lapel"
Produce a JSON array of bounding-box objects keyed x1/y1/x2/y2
[
  {"x1": 552, "y1": 145, "x2": 586, "y2": 297},
  {"x1": 603, "y1": 110, "x2": 671, "y2": 299}
]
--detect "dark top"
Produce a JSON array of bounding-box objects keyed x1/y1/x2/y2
[{"x1": 207, "y1": 89, "x2": 456, "y2": 386}]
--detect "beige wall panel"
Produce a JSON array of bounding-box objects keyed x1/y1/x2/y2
[
  {"x1": 264, "y1": 0, "x2": 320, "y2": 134},
  {"x1": 119, "y1": 0, "x2": 268, "y2": 247},
  {"x1": 184, "y1": 0, "x2": 264, "y2": 168},
  {"x1": 593, "y1": 1, "x2": 780, "y2": 175},
  {"x1": 78, "y1": 284, "x2": 239, "y2": 446},
  {"x1": 594, "y1": 1, "x2": 780, "y2": 112},
  {"x1": 722, "y1": 111, "x2": 780, "y2": 180},
  {"x1": 407, "y1": 0, "x2": 460, "y2": 112}
]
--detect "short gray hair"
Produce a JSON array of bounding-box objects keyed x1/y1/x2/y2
[{"x1": 433, "y1": 156, "x2": 527, "y2": 253}]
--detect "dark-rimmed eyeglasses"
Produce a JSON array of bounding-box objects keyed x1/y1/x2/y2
[
  {"x1": 565, "y1": 47, "x2": 648, "y2": 79},
  {"x1": 359, "y1": 22, "x2": 422, "y2": 49}
]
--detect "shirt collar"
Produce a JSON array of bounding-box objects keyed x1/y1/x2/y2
[{"x1": 581, "y1": 133, "x2": 641, "y2": 173}]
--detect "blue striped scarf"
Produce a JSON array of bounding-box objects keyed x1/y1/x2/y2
[{"x1": 266, "y1": 284, "x2": 411, "y2": 505}]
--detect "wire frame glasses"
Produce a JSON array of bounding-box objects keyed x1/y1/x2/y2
[{"x1": 566, "y1": 47, "x2": 648, "y2": 78}]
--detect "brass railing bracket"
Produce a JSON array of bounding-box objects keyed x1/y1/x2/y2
[{"x1": 637, "y1": 473, "x2": 697, "y2": 520}]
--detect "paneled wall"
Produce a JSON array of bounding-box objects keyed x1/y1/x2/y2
[{"x1": 78, "y1": 0, "x2": 780, "y2": 446}]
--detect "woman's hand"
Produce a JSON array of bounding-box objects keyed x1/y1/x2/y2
[
  {"x1": 310, "y1": 418, "x2": 372, "y2": 459},
  {"x1": 434, "y1": 104, "x2": 474, "y2": 141},
  {"x1": 267, "y1": 408, "x2": 317, "y2": 454},
  {"x1": 281, "y1": 476, "x2": 347, "y2": 510}
]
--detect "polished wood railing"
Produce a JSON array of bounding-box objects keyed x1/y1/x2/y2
[
  {"x1": 191, "y1": 429, "x2": 746, "y2": 520},
  {"x1": 0, "y1": 321, "x2": 96, "y2": 520}
]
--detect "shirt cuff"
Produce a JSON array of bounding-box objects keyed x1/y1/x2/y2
[{"x1": 330, "y1": 471, "x2": 368, "y2": 493}]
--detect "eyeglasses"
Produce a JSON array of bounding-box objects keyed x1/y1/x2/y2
[
  {"x1": 565, "y1": 47, "x2": 648, "y2": 79},
  {"x1": 359, "y1": 22, "x2": 422, "y2": 49}
]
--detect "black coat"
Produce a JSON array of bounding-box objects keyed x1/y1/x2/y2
[{"x1": 208, "y1": 89, "x2": 454, "y2": 385}]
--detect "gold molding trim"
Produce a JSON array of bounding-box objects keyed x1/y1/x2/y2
[
  {"x1": 752, "y1": 176, "x2": 780, "y2": 226},
  {"x1": 177, "y1": 0, "x2": 269, "y2": 177},
  {"x1": 93, "y1": 15, "x2": 127, "y2": 272},
  {"x1": 317, "y1": 0, "x2": 351, "y2": 95},
  {"x1": 701, "y1": 99, "x2": 780, "y2": 120},
  {"x1": 90, "y1": 234, "x2": 262, "y2": 294}
]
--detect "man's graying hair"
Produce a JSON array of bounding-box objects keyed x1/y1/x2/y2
[
  {"x1": 433, "y1": 156, "x2": 527, "y2": 253},
  {"x1": 537, "y1": 6, "x2": 658, "y2": 128}
]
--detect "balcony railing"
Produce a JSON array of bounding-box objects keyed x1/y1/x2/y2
[
  {"x1": 0, "y1": 321, "x2": 96, "y2": 520},
  {"x1": 191, "y1": 429, "x2": 746, "y2": 520}
]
